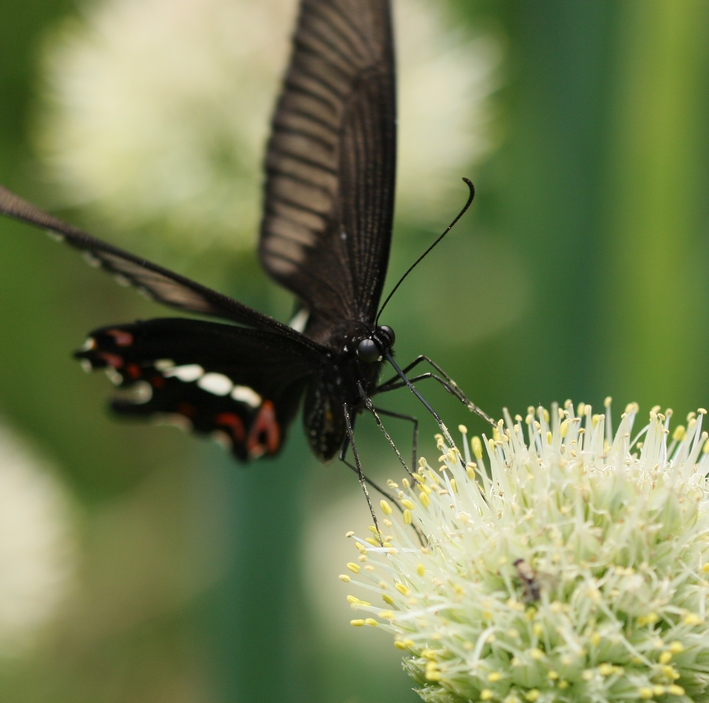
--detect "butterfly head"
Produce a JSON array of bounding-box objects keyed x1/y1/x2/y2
[{"x1": 357, "y1": 325, "x2": 395, "y2": 363}]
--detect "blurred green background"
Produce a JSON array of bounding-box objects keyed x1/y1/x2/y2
[{"x1": 1, "y1": 0, "x2": 709, "y2": 701}]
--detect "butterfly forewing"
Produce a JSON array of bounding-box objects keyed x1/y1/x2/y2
[
  {"x1": 0, "y1": 0, "x2": 401, "y2": 465},
  {"x1": 0, "y1": 186, "x2": 312, "y2": 341},
  {"x1": 75, "y1": 318, "x2": 320, "y2": 459},
  {"x1": 260, "y1": 0, "x2": 396, "y2": 339}
]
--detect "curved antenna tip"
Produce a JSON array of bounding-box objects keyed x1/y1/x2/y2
[{"x1": 375, "y1": 178, "x2": 477, "y2": 325}]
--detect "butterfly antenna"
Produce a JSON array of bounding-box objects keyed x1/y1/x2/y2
[{"x1": 375, "y1": 178, "x2": 475, "y2": 326}]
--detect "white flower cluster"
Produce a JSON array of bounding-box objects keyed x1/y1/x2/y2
[
  {"x1": 36, "y1": 0, "x2": 501, "y2": 251},
  {"x1": 343, "y1": 401, "x2": 709, "y2": 703}
]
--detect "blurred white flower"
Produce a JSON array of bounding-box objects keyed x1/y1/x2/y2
[
  {"x1": 36, "y1": 0, "x2": 501, "y2": 251},
  {"x1": 343, "y1": 401, "x2": 709, "y2": 703},
  {"x1": 0, "y1": 424, "x2": 76, "y2": 657}
]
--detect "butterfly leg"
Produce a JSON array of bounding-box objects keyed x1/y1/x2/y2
[
  {"x1": 342, "y1": 402, "x2": 383, "y2": 544},
  {"x1": 378, "y1": 355, "x2": 494, "y2": 426},
  {"x1": 373, "y1": 406, "x2": 419, "y2": 471},
  {"x1": 356, "y1": 382, "x2": 415, "y2": 478}
]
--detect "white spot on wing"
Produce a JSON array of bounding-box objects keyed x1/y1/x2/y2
[
  {"x1": 198, "y1": 373, "x2": 233, "y2": 396},
  {"x1": 82, "y1": 251, "x2": 101, "y2": 268},
  {"x1": 80, "y1": 359, "x2": 93, "y2": 373},
  {"x1": 113, "y1": 274, "x2": 131, "y2": 287},
  {"x1": 289, "y1": 308, "x2": 310, "y2": 333},
  {"x1": 105, "y1": 367, "x2": 122, "y2": 385},
  {"x1": 80, "y1": 337, "x2": 96, "y2": 351},
  {"x1": 154, "y1": 359, "x2": 175, "y2": 371},
  {"x1": 115, "y1": 380, "x2": 152, "y2": 404},
  {"x1": 46, "y1": 229, "x2": 64, "y2": 242},
  {"x1": 164, "y1": 364, "x2": 204, "y2": 382},
  {"x1": 232, "y1": 385, "x2": 262, "y2": 408}
]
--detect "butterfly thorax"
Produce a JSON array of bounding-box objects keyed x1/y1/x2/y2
[{"x1": 303, "y1": 321, "x2": 395, "y2": 461}]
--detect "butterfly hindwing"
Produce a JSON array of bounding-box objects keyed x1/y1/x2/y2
[
  {"x1": 75, "y1": 318, "x2": 320, "y2": 460},
  {"x1": 0, "y1": 0, "x2": 401, "y2": 465},
  {"x1": 259, "y1": 0, "x2": 396, "y2": 342}
]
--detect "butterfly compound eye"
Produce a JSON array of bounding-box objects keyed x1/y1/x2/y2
[
  {"x1": 357, "y1": 338, "x2": 381, "y2": 363},
  {"x1": 379, "y1": 325, "x2": 395, "y2": 348}
]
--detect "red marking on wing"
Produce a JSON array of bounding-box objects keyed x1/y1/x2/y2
[
  {"x1": 216, "y1": 412, "x2": 246, "y2": 443},
  {"x1": 106, "y1": 328, "x2": 134, "y2": 347},
  {"x1": 99, "y1": 352, "x2": 124, "y2": 368},
  {"x1": 150, "y1": 375, "x2": 165, "y2": 389},
  {"x1": 126, "y1": 363, "x2": 141, "y2": 380},
  {"x1": 247, "y1": 400, "x2": 281, "y2": 458}
]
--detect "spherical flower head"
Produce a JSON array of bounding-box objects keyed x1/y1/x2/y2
[{"x1": 342, "y1": 400, "x2": 709, "y2": 703}]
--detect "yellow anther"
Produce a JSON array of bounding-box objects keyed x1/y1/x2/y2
[
  {"x1": 700, "y1": 408, "x2": 708, "y2": 415},
  {"x1": 380, "y1": 500, "x2": 393, "y2": 515},
  {"x1": 652, "y1": 685, "x2": 665, "y2": 697},
  {"x1": 659, "y1": 651, "x2": 672, "y2": 664},
  {"x1": 542, "y1": 408, "x2": 549, "y2": 422},
  {"x1": 684, "y1": 612, "x2": 703, "y2": 625},
  {"x1": 668, "y1": 685, "x2": 685, "y2": 696},
  {"x1": 345, "y1": 530, "x2": 355, "y2": 538},
  {"x1": 402, "y1": 478, "x2": 410, "y2": 488},
  {"x1": 582, "y1": 670, "x2": 593, "y2": 682},
  {"x1": 547, "y1": 671, "x2": 559, "y2": 680},
  {"x1": 450, "y1": 478, "x2": 457, "y2": 493},
  {"x1": 557, "y1": 681, "x2": 569, "y2": 690},
  {"x1": 382, "y1": 594, "x2": 394, "y2": 605},
  {"x1": 466, "y1": 465, "x2": 476, "y2": 480},
  {"x1": 350, "y1": 619, "x2": 365, "y2": 627},
  {"x1": 590, "y1": 632, "x2": 601, "y2": 646},
  {"x1": 598, "y1": 663, "x2": 614, "y2": 676},
  {"x1": 426, "y1": 671, "x2": 442, "y2": 682},
  {"x1": 395, "y1": 582, "x2": 410, "y2": 596},
  {"x1": 559, "y1": 419, "x2": 569, "y2": 437},
  {"x1": 472, "y1": 436, "x2": 483, "y2": 459},
  {"x1": 604, "y1": 396, "x2": 612, "y2": 407},
  {"x1": 638, "y1": 687, "x2": 653, "y2": 699},
  {"x1": 669, "y1": 641, "x2": 684, "y2": 653},
  {"x1": 704, "y1": 437, "x2": 709, "y2": 454},
  {"x1": 347, "y1": 562, "x2": 362, "y2": 574},
  {"x1": 339, "y1": 574, "x2": 351, "y2": 582},
  {"x1": 365, "y1": 618, "x2": 378, "y2": 627},
  {"x1": 546, "y1": 431, "x2": 553, "y2": 445},
  {"x1": 672, "y1": 425, "x2": 686, "y2": 441},
  {"x1": 346, "y1": 595, "x2": 360, "y2": 604},
  {"x1": 417, "y1": 564, "x2": 426, "y2": 577},
  {"x1": 487, "y1": 672, "x2": 502, "y2": 682},
  {"x1": 530, "y1": 648, "x2": 544, "y2": 660},
  {"x1": 379, "y1": 610, "x2": 395, "y2": 620},
  {"x1": 524, "y1": 689, "x2": 540, "y2": 702},
  {"x1": 403, "y1": 510, "x2": 412, "y2": 525},
  {"x1": 365, "y1": 538, "x2": 379, "y2": 547},
  {"x1": 386, "y1": 479, "x2": 398, "y2": 488},
  {"x1": 533, "y1": 624, "x2": 543, "y2": 637},
  {"x1": 480, "y1": 689, "x2": 494, "y2": 700},
  {"x1": 355, "y1": 542, "x2": 367, "y2": 553},
  {"x1": 577, "y1": 402, "x2": 586, "y2": 416},
  {"x1": 401, "y1": 499, "x2": 415, "y2": 510},
  {"x1": 419, "y1": 492, "x2": 430, "y2": 508},
  {"x1": 394, "y1": 640, "x2": 407, "y2": 650},
  {"x1": 459, "y1": 424, "x2": 468, "y2": 434}
]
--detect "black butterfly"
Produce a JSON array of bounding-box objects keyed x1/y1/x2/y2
[{"x1": 0, "y1": 0, "x2": 485, "y2": 476}]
